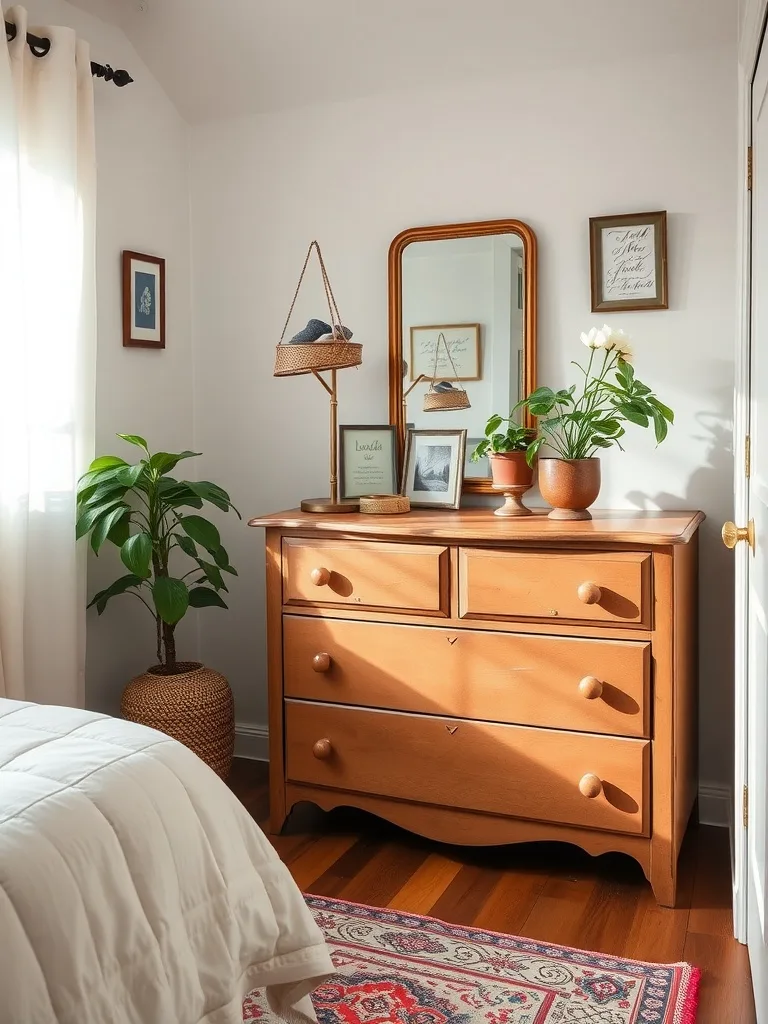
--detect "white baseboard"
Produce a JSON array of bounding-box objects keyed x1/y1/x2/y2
[
  {"x1": 699, "y1": 782, "x2": 732, "y2": 828},
  {"x1": 234, "y1": 721, "x2": 269, "y2": 761}
]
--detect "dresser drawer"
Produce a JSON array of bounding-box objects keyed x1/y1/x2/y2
[
  {"x1": 286, "y1": 701, "x2": 649, "y2": 835},
  {"x1": 283, "y1": 538, "x2": 449, "y2": 615},
  {"x1": 459, "y1": 548, "x2": 651, "y2": 627},
  {"x1": 284, "y1": 616, "x2": 650, "y2": 737}
]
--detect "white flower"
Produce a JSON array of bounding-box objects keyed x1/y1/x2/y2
[
  {"x1": 600, "y1": 324, "x2": 633, "y2": 362},
  {"x1": 580, "y1": 326, "x2": 608, "y2": 349}
]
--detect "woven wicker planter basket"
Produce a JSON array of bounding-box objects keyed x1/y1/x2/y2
[{"x1": 121, "y1": 662, "x2": 234, "y2": 780}]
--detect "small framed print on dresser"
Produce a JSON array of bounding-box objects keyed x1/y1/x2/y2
[{"x1": 589, "y1": 211, "x2": 668, "y2": 312}]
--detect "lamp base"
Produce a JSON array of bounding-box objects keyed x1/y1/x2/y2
[{"x1": 301, "y1": 498, "x2": 359, "y2": 514}]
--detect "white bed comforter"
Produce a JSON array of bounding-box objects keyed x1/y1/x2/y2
[{"x1": 0, "y1": 699, "x2": 332, "y2": 1024}]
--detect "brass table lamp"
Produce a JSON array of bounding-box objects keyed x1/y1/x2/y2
[{"x1": 275, "y1": 241, "x2": 362, "y2": 513}]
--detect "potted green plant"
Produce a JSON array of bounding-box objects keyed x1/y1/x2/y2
[
  {"x1": 75, "y1": 434, "x2": 240, "y2": 778},
  {"x1": 471, "y1": 416, "x2": 537, "y2": 516},
  {"x1": 520, "y1": 326, "x2": 674, "y2": 520}
]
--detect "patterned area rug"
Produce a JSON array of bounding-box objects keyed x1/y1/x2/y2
[{"x1": 244, "y1": 895, "x2": 700, "y2": 1023}]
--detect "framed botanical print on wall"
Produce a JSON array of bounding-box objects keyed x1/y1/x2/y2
[
  {"x1": 122, "y1": 250, "x2": 166, "y2": 348},
  {"x1": 589, "y1": 211, "x2": 668, "y2": 312}
]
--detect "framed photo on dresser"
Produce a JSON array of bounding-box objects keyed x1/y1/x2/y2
[
  {"x1": 339, "y1": 425, "x2": 398, "y2": 501},
  {"x1": 401, "y1": 429, "x2": 466, "y2": 509}
]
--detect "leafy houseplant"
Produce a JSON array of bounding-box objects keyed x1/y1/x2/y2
[
  {"x1": 471, "y1": 415, "x2": 537, "y2": 518},
  {"x1": 470, "y1": 416, "x2": 536, "y2": 462},
  {"x1": 519, "y1": 327, "x2": 674, "y2": 520},
  {"x1": 76, "y1": 434, "x2": 240, "y2": 776}
]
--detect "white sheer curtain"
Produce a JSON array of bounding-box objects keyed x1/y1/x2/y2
[{"x1": 0, "y1": 6, "x2": 96, "y2": 706}]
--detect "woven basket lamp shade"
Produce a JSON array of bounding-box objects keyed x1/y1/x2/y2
[
  {"x1": 275, "y1": 242, "x2": 362, "y2": 513},
  {"x1": 402, "y1": 333, "x2": 472, "y2": 424},
  {"x1": 421, "y1": 332, "x2": 471, "y2": 412}
]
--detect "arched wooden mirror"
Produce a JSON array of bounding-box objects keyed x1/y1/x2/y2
[{"x1": 388, "y1": 219, "x2": 537, "y2": 494}]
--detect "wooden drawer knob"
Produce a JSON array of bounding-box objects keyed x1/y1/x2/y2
[
  {"x1": 312, "y1": 738, "x2": 333, "y2": 760},
  {"x1": 579, "y1": 773, "x2": 603, "y2": 799},
  {"x1": 310, "y1": 566, "x2": 331, "y2": 587},
  {"x1": 578, "y1": 675, "x2": 603, "y2": 700},
  {"x1": 577, "y1": 581, "x2": 602, "y2": 605},
  {"x1": 312, "y1": 652, "x2": 332, "y2": 673}
]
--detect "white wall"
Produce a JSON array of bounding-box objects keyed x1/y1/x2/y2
[
  {"x1": 12, "y1": 0, "x2": 194, "y2": 712},
  {"x1": 190, "y1": 44, "x2": 738, "y2": 790}
]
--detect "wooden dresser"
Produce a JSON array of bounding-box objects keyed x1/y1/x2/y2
[{"x1": 249, "y1": 508, "x2": 703, "y2": 907}]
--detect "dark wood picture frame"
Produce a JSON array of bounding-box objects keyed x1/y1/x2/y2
[
  {"x1": 589, "y1": 211, "x2": 668, "y2": 312},
  {"x1": 339, "y1": 425, "x2": 398, "y2": 501},
  {"x1": 122, "y1": 250, "x2": 166, "y2": 348}
]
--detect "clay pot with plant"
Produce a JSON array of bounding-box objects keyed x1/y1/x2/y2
[
  {"x1": 520, "y1": 326, "x2": 674, "y2": 520},
  {"x1": 76, "y1": 434, "x2": 240, "y2": 778},
  {"x1": 471, "y1": 418, "x2": 537, "y2": 517}
]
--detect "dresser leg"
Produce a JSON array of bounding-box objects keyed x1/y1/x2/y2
[
  {"x1": 649, "y1": 864, "x2": 678, "y2": 908},
  {"x1": 268, "y1": 790, "x2": 288, "y2": 836}
]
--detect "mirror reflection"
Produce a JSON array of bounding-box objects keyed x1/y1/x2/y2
[{"x1": 401, "y1": 233, "x2": 526, "y2": 480}]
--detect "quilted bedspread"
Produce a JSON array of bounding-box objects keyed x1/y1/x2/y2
[{"x1": 0, "y1": 699, "x2": 332, "y2": 1024}]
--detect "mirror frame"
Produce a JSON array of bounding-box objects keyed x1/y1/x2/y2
[{"x1": 388, "y1": 219, "x2": 538, "y2": 495}]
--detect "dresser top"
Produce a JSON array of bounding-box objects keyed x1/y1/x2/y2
[{"x1": 248, "y1": 507, "x2": 705, "y2": 545}]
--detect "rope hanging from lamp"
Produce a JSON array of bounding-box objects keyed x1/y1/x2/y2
[{"x1": 4, "y1": 19, "x2": 134, "y2": 86}]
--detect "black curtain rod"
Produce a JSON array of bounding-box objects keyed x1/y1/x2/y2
[{"x1": 4, "y1": 19, "x2": 133, "y2": 86}]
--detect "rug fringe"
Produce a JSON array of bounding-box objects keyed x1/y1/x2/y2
[{"x1": 679, "y1": 966, "x2": 701, "y2": 1024}]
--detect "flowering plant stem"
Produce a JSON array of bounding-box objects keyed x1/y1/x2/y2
[{"x1": 521, "y1": 343, "x2": 674, "y2": 467}]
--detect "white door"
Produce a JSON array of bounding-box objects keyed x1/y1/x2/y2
[{"x1": 736, "y1": 35, "x2": 768, "y2": 1019}]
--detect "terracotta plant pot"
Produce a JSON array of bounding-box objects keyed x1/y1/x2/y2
[
  {"x1": 538, "y1": 457, "x2": 601, "y2": 521},
  {"x1": 121, "y1": 662, "x2": 234, "y2": 779},
  {"x1": 489, "y1": 451, "x2": 535, "y2": 517}
]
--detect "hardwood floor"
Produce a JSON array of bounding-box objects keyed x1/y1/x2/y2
[{"x1": 230, "y1": 759, "x2": 756, "y2": 1023}]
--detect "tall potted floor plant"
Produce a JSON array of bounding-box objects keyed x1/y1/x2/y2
[
  {"x1": 76, "y1": 434, "x2": 240, "y2": 778},
  {"x1": 521, "y1": 327, "x2": 674, "y2": 520}
]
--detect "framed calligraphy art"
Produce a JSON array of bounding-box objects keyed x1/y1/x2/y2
[
  {"x1": 589, "y1": 211, "x2": 668, "y2": 312},
  {"x1": 339, "y1": 425, "x2": 398, "y2": 501},
  {"x1": 409, "y1": 324, "x2": 481, "y2": 381}
]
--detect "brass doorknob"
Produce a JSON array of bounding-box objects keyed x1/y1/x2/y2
[
  {"x1": 312, "y1": 738, "x2": 333, "y2": 760},
  {"x1": 722, "y1": 520, "x2": 755, "y2": 552},
  {"x1": 312, "y1": 652, "x2": 331, "y2": 673},
  {"x1": 310, "y1": 566, "x2": 331, "y2": 587},
  {"x1": 579, "y1": 773, "x2": 603, "y2": 799},
  {"x1": 578, "y1": 676, "x2": 604, "y2": 700},
  {"x1": 577, "y1": 581, "x2": 602, "y2": 605}
]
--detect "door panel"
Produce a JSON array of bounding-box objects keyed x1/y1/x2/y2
[{"x1": 748, "y1": 36, "x2": 768, "y2": 1018}]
